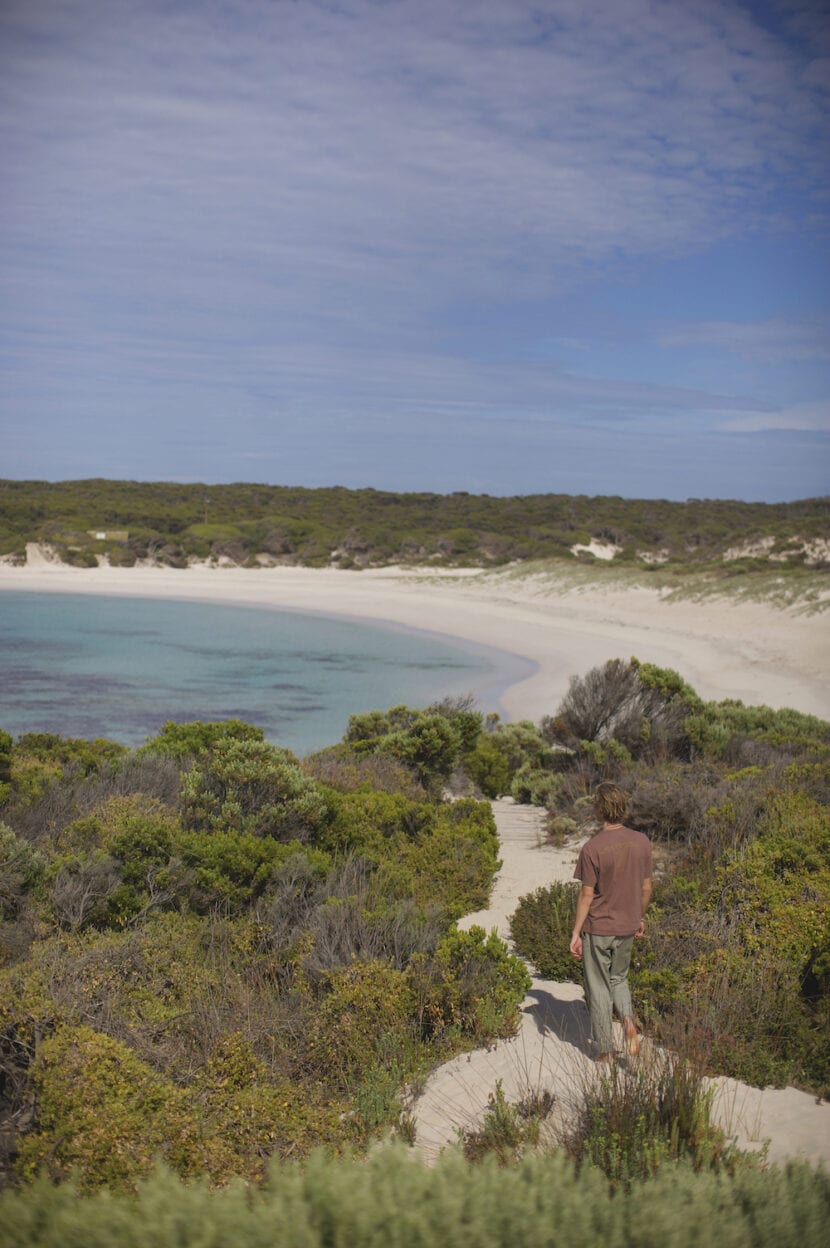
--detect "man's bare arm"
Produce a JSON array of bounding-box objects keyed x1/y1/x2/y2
[
  {"x1": 569, "y1": 884, "x2": 594, "y2": 959},
  {"x1": 635, "y1": 878, "x2": 652, "y2": 938}
]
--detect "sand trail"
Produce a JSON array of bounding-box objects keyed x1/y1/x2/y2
[{"x1": 411, "y1": 799, "x2": 830, "y2": 1167}]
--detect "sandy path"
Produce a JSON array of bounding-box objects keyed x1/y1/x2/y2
[{"x1": 411, "y1": 800, "x2": 830, "y2": 1168}]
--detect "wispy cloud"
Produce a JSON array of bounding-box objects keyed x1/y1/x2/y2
[
  {"x1": 4, "y1": 1, "x2": 827, "y2": 288},
  {"x1": 661, "y1": 318, "x2": 830, "y2": 362},
  {"x1": 720, "y1": 400, "x2": 830, "y2": 432},
  {"x1": 1, "y1": 0, "x2": 828, "y2": 499}
]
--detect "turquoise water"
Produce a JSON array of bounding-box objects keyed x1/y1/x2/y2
[{"x1": 0, "y1": 591, "x2": 532, "y2": 755}]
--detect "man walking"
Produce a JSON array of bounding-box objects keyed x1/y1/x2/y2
[{"x1": 569, "y1": 782, "x2": 652, "y2": 1061}]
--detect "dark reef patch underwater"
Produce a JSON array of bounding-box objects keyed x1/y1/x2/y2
[{"x1": 0, "y1": 590, "x2": 528, "y2": 753}]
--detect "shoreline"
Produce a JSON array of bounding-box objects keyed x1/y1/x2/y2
[{"x1": 1, "y1": 559, "x2": 828, "y2": 722}]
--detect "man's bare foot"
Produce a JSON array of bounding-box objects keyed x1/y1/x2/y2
[
  {"x1": 623, "y1": 1018, "x2": 641, "y2": 1057},
  {"x1": 595, "y1": 1053, "x2": 613, "y2": 1064}
]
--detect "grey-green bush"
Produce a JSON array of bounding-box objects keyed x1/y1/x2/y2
[{"x1": 0, "y1": 1149, "x2": 828, "y2": 1248}]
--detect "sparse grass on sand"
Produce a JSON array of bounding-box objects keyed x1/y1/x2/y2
[{"x1": 440, "y1": 557, "x2": 830, "y2": 614}]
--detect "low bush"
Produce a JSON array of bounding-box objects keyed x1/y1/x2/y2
[
  {"x1": 0, "y1": 824, "x2": 44, "y2": 921},
  {"x1": 309, "y1": 960, "x2": 415, "y2": 1088},
  {"x1": 509, "y1": 882, "x2": 582, "y2": 984},
  {"x1": 0, "y1": 730, "x2": 12, "y2": 806},
  {"x1": 176, "y1": 829, "x2": 324, "y2": 913},
  {"x1": 542, "y1": 658, "x2": 698, "y2": 761},
  {"x1": 140, "y1": 718, "x2": 265, "y2": 760},
  {"x1": 181, "y1": 739, "x2": 331, "y2": 842},
  {"x1": 15, "y1": 1025, "x2": 231, "y2": 1190},
  {"x1": 2, "y1": 754, "x2": 182, "y2": 847},
  {"x1": 562, "y1": 1051, "x2": 743, "y2": 1188},
  {"x1": 1, "y1": 1147, "x2": 828, "y2": 1248},
  {"x1": 343, "y1": 705, "x2": 465, "y2": 794},
  {"x1": 317, "y1": 788, "x2": 434, "y2": 857},
  {"x1": 46, "y1": 850, "x2": 123, "y2": 931},
  {"x1": 463, "y1": 734, "x2": 511, "y2": 797},
  {"x1": 655, "y1": 947, "x2": 813, "y2": 1089},
  {"x1": 510, "y1": 764, "x2": 563, "y2": 806},
  {"x1": 464, "y1": 720, "x2": 555, "y2": 798},
  {"x1": 410, "y1": 925, "x2": 531, "y2": 1041},
  {"x1": 302, "y1": 746, "x2": 426, "y2": 799},
  {"x1": 462, "y1": 1079, "x2": 553, "y2": 1165},
  {"x1": 401, "y1": 800, "x2": 499, "y2": 918}
]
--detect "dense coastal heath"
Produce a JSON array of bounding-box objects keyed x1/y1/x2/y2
[
  {"x1": 0, "y1": 655, "x2": 828, "y2": 1229},
  {"x1": 1, "y1": 479, "x2": 828, "y2": 570}
]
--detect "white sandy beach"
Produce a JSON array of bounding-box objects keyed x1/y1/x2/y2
[{"x1": 1, "y1": 551, "x2": 828, "y2": 721}]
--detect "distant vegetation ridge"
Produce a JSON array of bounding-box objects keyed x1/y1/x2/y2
[{"x1": 0, "y1": 478, "x2": 828, "y2": 570}]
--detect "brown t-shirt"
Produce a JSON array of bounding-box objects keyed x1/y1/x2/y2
[{"x1": 573, "y1": 825, "x2": 652, "y2": 936}]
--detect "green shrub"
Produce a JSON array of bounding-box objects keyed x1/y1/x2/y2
[
  {"x1": 655, "y1": 946, "x2": 812, "y2": 1089},
  {"x1": 0, "y1": 728, "x2": 12, "y2": 805},
  {"x1": 182, "y1": 739, "x2": 331, "y2": 841},
  {"x1": 267, "y1": 855, "x2": 443, "y2": 977},
  {"x1": 343, "y1": 704, "x2": 468, "y2": 792},
  {"x1": 625, "y1": 781, "x2": 830, "y2": 1093},
  {"x1": 7, "y1": 733, "x2": 127, "y2": 808},
  {"x1": 310, "y1": 960, "x2": 415, "y2": 1087},
  {"x1": 0, "y1": 914, "x2": 235, "y2": 1056},
  {"x1": 2, "y1": 1146, "x2": 829, "y2": 1248},
  {"x1": 509, "y1": 883, "x2": 582, "y2": 984},
  {"x1": 510, "y1": 764, "x2": 563, "y2": 806},
  {"x1": 303, "y1": 746, "x2": 426, "y2": 799},
  {"x1": 15, "y1": 1025, "x2": 232, "y2": 1190},
  {"x1": 317, "y1": 788, "x2": 434, "y2": 857},
  {"x1": 564, "y1": 1052, "x2": 741, "y2": 1189},
  {"x1": 13, "y1": 732, "x2": 126, "y2": 776},
  {"x1": 191, "y1": 1032, "x2": 348, "y2": 1167},
  {"x1": 426, "y1": 696, "x2": 483, "y2": 752},
  {"x1": 543, "y1": 659, "x2": 699, "y2": 761},
  {"x1": 384, "y1": 714, "x2": 462, "y2": 789},
  {"x1": 624, "y1": 759, "x2": 728, "y2": 842},
  {"x1": 141, "y1": 718, "x2": 265, "y2": 760},
  {"x1": 402, "y1": 800, "x2": 499, "y2": 917},
  {"x1": 46, "y1": 850, "x2": 122, "y2": 931},
  {"x1": 410, "y1": 925, "x2": 531, "y2": 1040},
  {"x1": 462, "y1": 1079, "x2": 550, "y2": 1165},
  {"x1": 464, "y1": 735, "x2": 511, "y2": 796},
  {"x1": 465, "y1": 720, "x2": 555, "y2": 798},
  {"x1": 106, "y1": 544, "x2": 136, "y2": 567},
  {"x1": 345, "y1": 705, "x2": 421, "y2": 742},
  {"x1": 319, "y1": 794, "x2": 498, "y2": 919},
  {"x1": 0, "y1": 823, "x2": 44, "y2": 920},
  {"x1": 175, "y1": 830, "x2": 325, "y2": 912},
  {"x1": 715, "y1": 791, "x2": 830, "y2": 972}
]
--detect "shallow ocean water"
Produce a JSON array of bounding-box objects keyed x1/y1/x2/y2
[{"x1": 0, "y1": 591, "x2": 531, "y2": 754}]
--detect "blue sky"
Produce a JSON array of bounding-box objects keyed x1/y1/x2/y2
[{"x1": 1, "y1": 0, "x2": 828, "y2": 501}]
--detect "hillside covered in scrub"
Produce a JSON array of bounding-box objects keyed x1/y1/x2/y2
[
  {"x1": 1, "y1": 478, "x2": 828, "y2": 569},
  {"x1": 1, "y1": 662, "x2": 828, "y2": 1197}
]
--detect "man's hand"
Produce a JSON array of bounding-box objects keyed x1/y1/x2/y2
[
  {"x1": 569, "y1": 933, "x2": 582, "y2": 959},
  {"x1": 634, "y1": 918, "x2": 645, "y2": 939}
]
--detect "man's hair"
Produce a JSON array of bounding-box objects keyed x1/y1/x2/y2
[{"x1": 593, "y1": 782, "x2": 627, "y2": 824}]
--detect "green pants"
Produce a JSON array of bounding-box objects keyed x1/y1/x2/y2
[{"x1": 582, "y1": 932, "x2": 635, "y2": 1055}]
